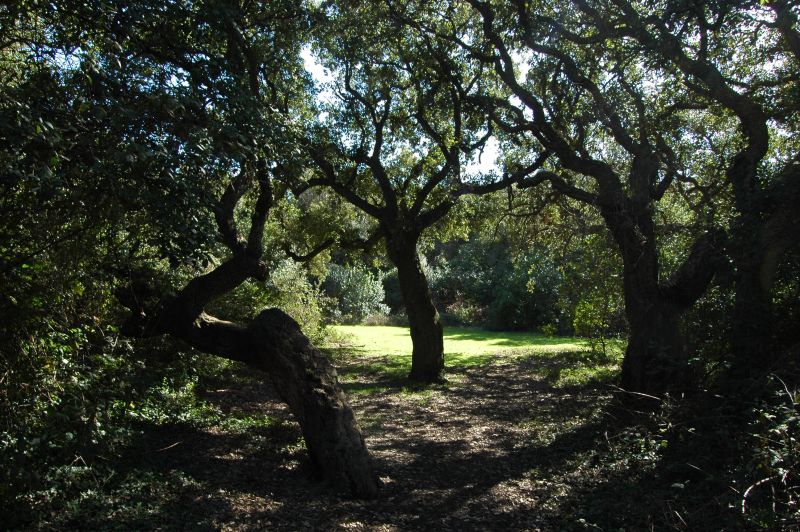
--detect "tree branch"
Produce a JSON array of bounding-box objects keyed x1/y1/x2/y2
[
  {"x1": 519, "y1": 169, "x2": 598, "y2": 205},
  {"x1": 283, "y1": 238, "x2": 335, "y2": 263},
  {"x1": 307, "y1": 147, "x2": 385, "y2": 218},
  {"x1": 214, "y1": 168, "x2": 250, "y2": 253},
  {"x1": 659, "y1": 228, "x2": 727, "y2": 309},
  {"x1": 245, "y1": 160, "x2": 273, "y2": 263}
]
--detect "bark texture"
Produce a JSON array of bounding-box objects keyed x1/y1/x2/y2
[
  {"x1": 121, "y1": 298, "x2": 379, "y2": 498},
  {"x1": 248, "y1": 309, "x2": 379, "y2": 497},
  {"x1": 386, "y1": 231, "x2": 445, "y2": 383}
]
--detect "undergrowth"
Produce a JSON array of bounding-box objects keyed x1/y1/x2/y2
[{"x1": 4, "y1": 322, "x2": 795, "y2": 530}]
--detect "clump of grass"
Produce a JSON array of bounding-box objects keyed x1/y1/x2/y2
[
  {"x1": 550, "y1": 365, "x2": 620, "y2": 388},
  {"x1": 218, "y1": 412, "x2": 282, "y2": 433}
]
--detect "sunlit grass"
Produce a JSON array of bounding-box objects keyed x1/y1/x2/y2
[
  {"x1": 546, "y1": 364, "x2": 621, "y2": 388},
  {"x1": 331, "y1": 325, "x2": 589, "y2": 363},
  {"x1": 326, "y1": 325, "x2": 623, "y2": 391}
]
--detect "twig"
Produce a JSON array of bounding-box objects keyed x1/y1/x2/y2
[
  {"x1": 153, "y1": 441, "x2": 183, "y2": 453},
  {"x1": 607, "y1": 384, "x2": 662, "y2": 402},
  {"x1": 674, "y1": 509, "x2": 688, "y2": 528},
  {"x1": 742, "y1": 475, "x2": 778, "y2": 515}
]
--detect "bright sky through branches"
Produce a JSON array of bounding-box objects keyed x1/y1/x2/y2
[{"x1": 301, "y1": 46, "x2": 500, "y2": 177}]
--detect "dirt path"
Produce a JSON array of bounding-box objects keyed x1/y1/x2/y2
[{"x1": 63, "y1": 353, "x2": 686, "y2": 530}]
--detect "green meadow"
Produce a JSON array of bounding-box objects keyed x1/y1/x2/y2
[{"x1": 327, "y1": 325, "x2": 622, "y2": 391}]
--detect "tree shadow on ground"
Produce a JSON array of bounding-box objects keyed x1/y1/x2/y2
[
  {"x1": 442, "y1": 328, "x2": 585, "y2": 348},
  {"x1": 51, "y1": 352, "x2": 684, "y2": 530}
]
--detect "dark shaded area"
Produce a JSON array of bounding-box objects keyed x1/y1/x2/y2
[{"x1": 26, "y1": 351, "x2": 754, "y2": 531}]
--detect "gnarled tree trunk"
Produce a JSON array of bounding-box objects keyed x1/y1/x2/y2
[
  {"x1": 118, "y1": 165, "x2": 378, "y2": 498},
  {"x1": 620, "y1": 293, "x2": 685, "y2": 397},
  {"x1": 615, "y1": 223, "x2": 689, "y2": 396},
  {"x1": 247, "y1": 309, "x2": 378, "y2": 497},
  {"x1": 603, "y1": 201, "x2": 724, "y2": 398},
  {"x1": 385, "y1": 230, "x2": 445, "y2": 383},
  {"x1": 121, "y1": 297, "x2": 379, "y2": 498}
]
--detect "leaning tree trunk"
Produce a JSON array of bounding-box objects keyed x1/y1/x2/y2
[
  {"x1": 385, "y1": 231, "x2": 445, "y2": 383},
  {"x1": 118, "y1": 163, "x2": 379, "y2": 497},
  {"x1": 248, "y1": 309, "x2": 378, "y2": 496},
  {"x1": 120, "y1": 289, "x2": 379, "y2": 498}
]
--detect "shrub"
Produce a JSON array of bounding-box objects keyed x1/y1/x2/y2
[
  {"x1": 209, "y1": 259, "x2": 329, "y2": 343},
  {"x1": 444, "y1": 300, "x2": 486, "y2": 326},
  {"x1": 430, "y1": 238, "x2": 565, "y2": 331},
  {"x1": 742, "y1": 379, "x2": 800, "y2": 528},
  {"x1": 382, "y1": 268, "x2": 404, "y2": 314},
  {"x1": 267, "y1": 260, "x2": 329, "y2": 342},
  {"x1": 323, "y1": 264, "x2": 389, "y2": 324},
  {"x1": 486, "y1": 248, "x2": 562, "y2": 331},
  {"x1": 573, "y1": 297, "x2": 617, "y2": 359}
]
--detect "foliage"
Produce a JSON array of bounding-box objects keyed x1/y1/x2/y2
[
  {"x1": 1, "y1": 0, "x2": 800, "y2": 526},
  {"x1": 487, "y1": 246, "x2": 562, "y2": 331},
  {"x1": 427, "y1": 237, "x2": 566, "y2": 332},
  {"x1": 323, "y1": 264, "x2": 389, "y2": 324},
  {"x1": 208, "y1": 258, "x2": 330, "y2": 343},
  {"x1": 380, "y1": 267, "x2": 404, "y2": 315},
  {"x1": 743, "y1": 379, "x2": 800, "y2": 528},
  {"x1": 569, "y1": 240, "x2": 626, "y2": 359},
  {"x1": 0, "y1": 289, "x2": 207, "y2": 525}
]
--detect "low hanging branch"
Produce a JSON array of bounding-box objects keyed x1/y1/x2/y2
[{"x1": 117, "y1": 162, "x2": 379, "y2": 498}]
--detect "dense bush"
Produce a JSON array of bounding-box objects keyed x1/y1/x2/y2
[
  {"x1": 556, "y1": 234, "x2": 626, "y2": 346},
  {"x1": 0, "y1": 255, "x2": 203, "y2": 525},
  {"x1": 486, "y1": 248, "x2": 562, "y2": 331},
  {"x1": 323, "y1": 264, "x2": 389, "y2": 324},
  {"x1": 426, "y1": 238, "x2": 566, "y2": 332},
  {"x1": 743, "y1": 381, "x2": 800, "y2": 528},
  {"x1": 382, "y1": 268, "x2": 404, "y2": 314}
]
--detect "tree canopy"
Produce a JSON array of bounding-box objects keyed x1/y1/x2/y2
[{"x1": 2, "y1": 0, "x2": 799, "y2": 526}]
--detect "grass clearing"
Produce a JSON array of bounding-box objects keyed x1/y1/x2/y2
[
  {"x1": 331, "y1": 324, "x2": 588, "y2": 359},
  {"x1": 327, "y1": 325, "x2": 621, "y2": 391}
]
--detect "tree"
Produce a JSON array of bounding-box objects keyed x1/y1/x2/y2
[
  {"x1": 583, "y1": 0, "x2": 800, "y2": 386},
  {"x1": 2, "y1": 0, "x2": 377, "y2": 496},
  {"x1": 417, "y1": 0, "x2": 731, "y2": 396},
  {"x1": 294, "y1": 0, "x2": 532, "y2": 382}
]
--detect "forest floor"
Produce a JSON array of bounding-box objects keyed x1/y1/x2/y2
[{"x1": 32, "y1": 326, "x2": 737, "y2": 531}]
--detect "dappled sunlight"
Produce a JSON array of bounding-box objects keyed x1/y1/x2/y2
[{"x1": 22, "y1": 329, "x2": 683, "y2": 530}]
